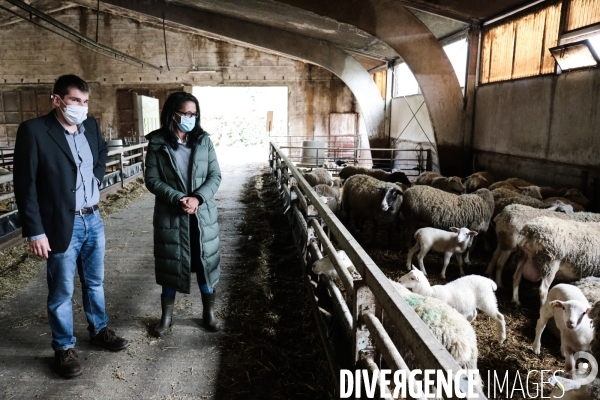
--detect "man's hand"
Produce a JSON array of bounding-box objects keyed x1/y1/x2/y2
[
  {"x1": 179, "y1": 197, "x2": 200, "y2": 215},
  {"x1": 30, "y1": 237, "x2": 51, "y2": 259}
]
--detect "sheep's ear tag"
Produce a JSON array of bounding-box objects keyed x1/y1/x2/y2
[{"x1": 551, "y1": 301, "x2": 562, "y2": 309}]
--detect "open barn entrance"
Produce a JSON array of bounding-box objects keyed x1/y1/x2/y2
[{"x1": 193, "y1": 86, "x2": 288, "y2": 149}]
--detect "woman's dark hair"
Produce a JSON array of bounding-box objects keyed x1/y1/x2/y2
[
  {"x1": 53, "y1": 74, "x2": 90, "y2": 98},
  {"x1": 160, "y1": 91, "x2": 206, "y2": 149}
]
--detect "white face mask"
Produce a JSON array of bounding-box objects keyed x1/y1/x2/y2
[{"x1": 57, "y1": 96, "x2": 88, "y2": 126}]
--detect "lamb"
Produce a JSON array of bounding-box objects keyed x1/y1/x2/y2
[
  {"x1": 314, "y1": 180, "x2": 340, "y2": 203},
  {"x1": 532, "y1": 284, "x2": 594, "y2": 372},
  {"x1": 415, "y1": 171, "x2": 465, "y2": 195},
  {"x1": 338, "y1": 165, "x2": 410, "y2": 185},
  {"x1": 487, "y1": 205, "x2": 600, "y2": 288},
  {"x1": 401, "y1": 186, "x2": 494, "y2": 261},
  {"x1": 406, "y1": 227, "x2": 477, "y2": 279},
  {"x1": 311, "y1": 256, "x2": 479, "y2": 370},
  {"x1": 464, "y1": 171, "x2": 495, "y2": 193},
  {"x1": 399, "y1": 267, "x2": 506, "y2": 343},
  {"x1": 512, "y1": 217, "x2": 600, "y2": 306},
  {"x1": 302, "y1": 168, "x2": 333, "y2": 187},
  {"x1": 311, "y1": 250, "x2": 356, "y2": 277},
  {"x1": 341, "y1": 174, "x2": 403, "y2": 233}
]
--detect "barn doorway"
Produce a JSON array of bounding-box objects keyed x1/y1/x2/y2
[{"x1": 193, "y1": 86, "x2": 288, "y2": 149}]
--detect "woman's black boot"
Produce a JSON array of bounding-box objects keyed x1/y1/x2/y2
[
  {"x1": 154, "y1": 295, "x2": 175, "y2": 337},
  {"x1": 201, "y1": 292, "x2": 220, "y2": 332}
]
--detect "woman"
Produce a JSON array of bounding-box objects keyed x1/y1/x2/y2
[{"x1": 144, "y1": 92, "x2": 221, "y2": 335}]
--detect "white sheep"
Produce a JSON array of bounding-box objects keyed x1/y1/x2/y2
[
  {"x1": 311, "y1": 250, "x2": 356, "y2": 277},
  {"x1": 532, "y1": 284, "x2": 594, "y2": 372},
  {"x1": 400, "y1": 185, "x2": 494, "y2": 262},
  {"x1": 513, "y1": 217, "x2": 600, "y2": 306},
  {"x1": 302, "y1": 168, "x2": 333, "y2": 187},
  {"x1": 406, "y1": 227, "x2": 478, "y2": 279},
  {"x1": 399, "y1": 267, "x2": 506, "y2": 343},
  {"x1": 341, "y1": 174, "x2": 403, "y2": 235},
  {"x1": 311, "y1": 255, "x2": 480, "y2": 370},
  {"x1": 487, "y1": 205, "x2": 600, "y2": 288}
]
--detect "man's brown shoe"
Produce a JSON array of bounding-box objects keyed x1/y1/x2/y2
[
  {"x1": 90, "y1": 327, "x2": 129, "y2": 351},
  {"x1": 54, "y1": 348, "x2": 82, "y2": 379}
]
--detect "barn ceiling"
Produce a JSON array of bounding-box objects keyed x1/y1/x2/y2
[{"x1": 0, "y1": 0, "x2": 536, "y2": 67}]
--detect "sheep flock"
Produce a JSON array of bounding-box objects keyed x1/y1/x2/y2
[{"x1": 296, "y1": 165, "x2": 599, "y2": 397}]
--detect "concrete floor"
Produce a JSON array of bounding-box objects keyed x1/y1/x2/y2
[{"x1": 0, "y1": 146, "x2": 266, "y2": 399}]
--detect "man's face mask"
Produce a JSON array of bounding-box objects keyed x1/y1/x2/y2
[{"x1": 57, "y1": 96, "x2": 88, "y2": 126}]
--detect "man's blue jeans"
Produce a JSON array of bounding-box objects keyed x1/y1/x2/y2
[{"x1": 47, "y1": 210, "x2": 108, "y2": 351}]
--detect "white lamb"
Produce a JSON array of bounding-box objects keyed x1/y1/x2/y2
[
  {"x1": 311, "y1": 250, "x2": 356, "y2": 278},
  {"x1": 399, "y1": 267, "x2": 506, "y2": 343},
  {"x1": 532, "y1": 284, "x2": 594, "y2": 372},
  {"x1": 406, "y1": 227, "x2": 478, "y2": 279},
  {"x1": 312, "y1": 254, "x2": 480, "y2": 371}
]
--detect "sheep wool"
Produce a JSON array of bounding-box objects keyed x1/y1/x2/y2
[
  {"x1": 389, "y1": 281, "x2": 479, "y2": 371},
  {"x1": 342, "y1": 174, "x2": 403, "y2": 224},
  {"x1": 520, "y1": 217, "x2": 600, "y2": 278},
  {"x1": 402, "y1": 185, "x2": 494, "y2": 234},
  {"x1": 339, "y1": 165, "x2": 410, "y2": 185},
  {"x1": 492, "y1": 188, "x2": 546, "y2": 216}
]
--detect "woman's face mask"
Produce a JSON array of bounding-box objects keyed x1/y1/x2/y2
[
  {"x1": 58, "y1": 96, "x2": 88, "y2": 126},
  {"x1": 176, "y1": 113, "x2": 197, "y2": 133}
]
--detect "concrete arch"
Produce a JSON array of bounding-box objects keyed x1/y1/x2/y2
[
  {"x1": 276, "y1": 0, "x2": 467, "y2": 175},
  {"x1": 88, "y1": 0, "x2": 385, "y2": 140}
]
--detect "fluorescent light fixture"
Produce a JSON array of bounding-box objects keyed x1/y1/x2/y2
[
  {"x1": 187, "y1": 69, "x2": 218, "y2": 74},
  {"x1": 549, "y1": 39, "x2": 600, "y2": 72}
]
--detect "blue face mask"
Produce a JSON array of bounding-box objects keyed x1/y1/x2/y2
[{"x1": 177, "y1": 115, "x2": 196, "y2": 133}]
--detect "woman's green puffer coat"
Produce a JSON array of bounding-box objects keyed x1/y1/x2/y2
[{"x1": 144, "y1": 128, "x2": 221, "y2": 293}]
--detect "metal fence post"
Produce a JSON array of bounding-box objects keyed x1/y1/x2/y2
[
  {"x1": 119, "y1": 152, "x2": 125, "y2": 188},
  {"x1": 426, "y1": 149, "x2": 432, "y2": 172},
  {"x1": 353, "y1": 281, "x2": 377, "y2": 366}
]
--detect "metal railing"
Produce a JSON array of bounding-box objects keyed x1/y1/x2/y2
[
  {"x1": 279, "y1": 144, "x2": 432, "y2": 179},
  {"x1": 269, "y1": 142, "x2": 486, "y2": 399},
  {"x1": 0, "y1": 142, "x2": 148, "y2": 248}
]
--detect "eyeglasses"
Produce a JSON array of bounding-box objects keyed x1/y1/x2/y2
[{"x1": 175, "y1": 111, "x2": 199, "y2": 119}]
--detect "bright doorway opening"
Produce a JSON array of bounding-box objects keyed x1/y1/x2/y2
[{"x1": 193, "y1": 86, "x2": 288, "y2": 148}]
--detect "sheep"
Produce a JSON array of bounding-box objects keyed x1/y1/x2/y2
[
  {"x1": 338, "y1": 165, "x2": 410, "y2": 185},
  {"x1": 415, "y1": 171, "x2": 465, "y2": 195},
  {"x1": 489, "y1": 179, "x2": 543, "y2": 200},
  {"x1": 399, "y1": 267, "x2": 506, "y2": 343},
  {"x1": 512, "y1": 217, "x2": 600, "y2": 306},
  {"x1": 401, "y1": 186, "x2": 494, "y2": 262},
  {"x1": 464, "y1": 171, "x2": 495, "y2": 193},
  {"x1": 311, "y1": 250, "x2": 356, "y2": 277},
  {"x1": 540, "y1": 187, "x2": 590, "y2": 209},
  {"x1": 314, "y1": 180, "x2": 340, "y2": 203},
  {"x1": 341, "y1": 174, "x2": 402, "y2": 235},
  {"x1": 302, "y1": 168, "x2": 333, "y2": 187},
  {"x1": 406, "y1": 227, "x2": 478, "y2": 279},
  {"x1": 532, "y1": 284, "x2": 594, "y2": 372},
  {"x1": 311, "y1": 256, "x2": 479, "y2": 370},
  {"x1": 486, "y1": 205, "x2": 600, "y2": 288},
  {"x1": 492, "y1": 188, "x2": 547, "y2": 216},
  {"x1": 544, "y1": 197, "x2": 586, "y2": 212}
]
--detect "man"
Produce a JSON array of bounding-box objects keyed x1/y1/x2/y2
[{"x1": 13, "y1": 74, "x2": 128, "y2": 379}]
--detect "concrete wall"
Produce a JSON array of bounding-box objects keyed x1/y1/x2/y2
[
  {"x1": 473, "y1": 68, "x2": 600, "y2": 208},
  {"x1": 0, "y1": 7, "x2": 355, "y2": 147}
]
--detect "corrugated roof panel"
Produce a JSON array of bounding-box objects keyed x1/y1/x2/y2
[
  {"x1": 541, "y1": 2, "x2": 562, "y2": 74},
  {"x1": 566, "y1": 0, "x2": 600, "y2": 31},
  {"x1": 512, "y1": 12, "x2": 545, "y2": 79},
  {"x1": 480, "y1": 2, "x2": 560, "y2": 84},
  {"x1": 488, "y1": 22, "x2": 516, "y2": 83}
]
